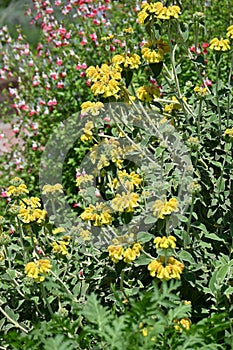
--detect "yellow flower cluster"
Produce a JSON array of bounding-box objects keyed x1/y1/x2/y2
[
  {"x1": 7, "y1": 178, "x2": 29, "y2": 197},
  {"x1": 81, "y1": 202, "x2": 112, "y2": 226},
  {"x1": 224, "y1": 127, "x2": 233, "y2": 138},
  {"x1": 113, "y1": 170, "x2": 142, "y2": 192},
  {"x1": 101, "y1": 34, "x2": 114, "y2": 41},
  {"x1": 154, "y1": 235, "x2": 176, "y2": 249},
  {"x1": 174, "y1": 318, "x2": 191, "y2": 331},
  {"x1": 123, "y1": 27, "x2": 134, "y2": 34},
  {"x1": 112, "y1": 53, "x2": 141, "y2": 70},
  {"x1": 152, "y1": 197, "x2": 178, "y2": 219},
  {"x1": 108, "y1": 242, "x2": 142, "y2": 263},
  {"x1": 79, "y1": 229, "x2": 92, "y2": 241},
  {"x1": 80, "y1": 121, "x2": 94, "y2": 142},
  {"x1": 81, "y1": 101, "x2": 104, "y2": 115},
  {"x1": 18, "y1": 197, "x2": 47, "y2": 224},
  {"x1": 137, "y1": 85, "x2": 160, "y2": 103},
  {"x1": 0, "y1": 250, "x2": 4, "y2": 261},
  {"x1": 148, "y1": 256, "x2": 184, "y2": 280},
  {"x1": 138, "y1": 1, "x2": 180, "y2": 25},
  {"x1": 188, "y1": 181, "x2": 201, "y2": 194},
  {"x1": 164, "y1": 96, "x2": 181, "y2": 113},
  {"x1": 76, "y1": 173, "x2": 94, "y2": 187},
  {"x1": 86, "y1": 63, "x2": 122, "y2": 98},
  {"x1": 209, "y1": 37, "x2": 230, "y2": 51},
  {"x1": 42, "y1": 184, "x2": 63, "y2": 194},
  {"x1": 25, "y1": 259, "x2": 51, "y2": 282},
  {"x1": 111, "y1": 192, "x2": 140, "y2": 212},
  {"x1": 194, "y1": 86, "x2": 208, "y2": 96},
  {"x1": 187, "y1": 136, "x2": 199, "y2": 147},
  {"x1": 227, "y1": 25, "x2": 233, "y2": 39},
  {"x1": 52, "y1": 236, "x2": 70, "y2": 255},
  {"x1": 90, "y1": 138, "x2": 136, "y2": 170},
  {"x1": 141, "y1": 39, "x2": 169, "y2": 64},
  {"x1": 52, "y1": 227, "x2": 66, "y2": 235}
]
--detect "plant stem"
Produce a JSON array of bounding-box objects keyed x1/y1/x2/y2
[{"x1": 0, "y1": 305, "x2": 28, "y2": 334}]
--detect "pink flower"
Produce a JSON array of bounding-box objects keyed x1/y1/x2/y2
[
  {"x1": 1, "y1": 190, "x2": 7, "y2": 197},
  {"x1": 190, "y1": 45, "x2": 201, "y2": 54},
  {"x1": 204, "y1": 78, "x2": 212, "y2": 86},
  {"x1": 45, "y1": 7, "x2": 54, "y2": 14},
  {"x1": 80, "y1": 38, "x2": 87, "y2": 45},
  {"x1": 47, "y1": 98, "x2": 57, "y2": 106},
  {"x1": 56, "y1": 58, "x2": 63, "y2": 65},
  {"x1": 57, "y1": 81, "x2": 64, "y2": 88},
  {"x1": 50, "y1": 71, "x2": 58, "y2": 80}
]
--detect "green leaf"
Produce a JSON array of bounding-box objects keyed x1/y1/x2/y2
[
  {"x1": 137, "y1": 231, "x2": 154, "y2": 243},
  {"x1": 178, "y1": 250, "x2": 195, "y2": 264},
  {"x1": 204, "y1": 233, "x2": 225, "y2": 242},
  {"x1": 4, "y1": 305, "x2": 19, "y2": 322},
  {"x1": 43, "y1": 335, "x2": 74, "y2": 350},
  {"x1": 134, "y1": 254, "x2": 153, "y2": 266},
  {"x1": 149, "y1": 62, "x2": 163, "y2": 78},
  {"x1": 216, "y1": 264, "x2": 230, "y2": 283},
  {"x1": 144, "y1": 215, "x2": 157, "y2": 224}
]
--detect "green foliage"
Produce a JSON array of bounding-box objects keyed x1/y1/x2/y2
[{"x1": 0, "y1": 0, "x2": 233, "y2": 349}]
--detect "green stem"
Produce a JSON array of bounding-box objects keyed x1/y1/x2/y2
[
  {"x1": 41, "y1": 284, "x2": 54, "y2": 316},
  {"x1": 17, "y1": 218, "x2": 28, "y2": 263},
  {"x1": 185, "y1": 195, "x2": 195, "y2": 249},
  {"x1": 226, "y1": 52, "x2": 233, "y2": 127},
  {"x1": 0, "y1": 305, "x2": 28, "y2": 333},
  {"x1": 215, "y1": 57, "x2": 222, "y2": 132},
  {"x1": 197, "y1": 98, "x2": 203, "y2": 138}
]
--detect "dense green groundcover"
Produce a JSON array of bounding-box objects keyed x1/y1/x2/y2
[{"x1": 0, "y1": 1, "x2": 233, "y2": 349}]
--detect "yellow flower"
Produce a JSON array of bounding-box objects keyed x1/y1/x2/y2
[
  {"x1": 101, "y1": 34, "x2": 114, "y2": 41},
  {"x1": 80, "y1": 121, "x2": 94, "y2": 142},
  {"x1": 111, "y1": 192, "x2": 140, "y2": 212},
  {"x1": 108, "y1": 244, "x2": 124, "y2": 263},
  {"x1": 79, "y1": 229, "x2": 92, "y2": 241},
  {"x1": 227, "y1": 25, "x2": 233, "y2": 39},
  {"x1": 116, "y1": 170, "x2": 142, "y2": 191},
  {"x1": 174, "y1": 318, "x2": 191, "y2": 331},
  {"x1": 137, "y1": 85, "x2": 160, "y2": 103},
  {"x1": 141, "y1": 39, "x2": 169, "y2": 64},
  {"x1": 137, "y1": 2, "x2": 180, "y2": 25},
  {"x1": 154, "y1": 235, "x2": 176, "y2": 249},
  {"x1": 194, "y1": 86, "x2": 208, "y2": 96},
  {"x1": 112, "y1": 53, "x2": 141, "y2": 70},
  {"x1": 209, "y1": 37, "x2": 230, "y2": 51},
  {"x1": 52, "y1": 227, "x2": 66, "y2": 235},
  {"x1": 86, "y1": 63, "x2": 122, "y2": 98},
  {"x1": 224, "y1": 127, "x2": 233, "y2": 138},
  {"x1": 148, "y1": 256, "x2": 184, "y2": 280},
  {"x1": 52, "y1": 239, "x2": 69, "y2": 255},
  {"x1": 81, "y1": 202, "x2": 113, "y2": 226},
  {"x1": 123, "y1": 247, "x2": 137, "y2": 263},
  {"x1": 76, "y1": 173, "x2": 94, "y2": 187},
  {"x1": 0, "y1": 250, "x2": 4, "y2": 261},
  {"x1": 18, "y1": 197, "x2": 47, "y2": 224},
  {"x1": 7, "y1": 183, "x2": 29, "y2": 197},
  {"x1": 25, "y1": 259, "x2": 51, "y2": 282},
  {"x1": 81, "y1": 101, "x2": 104, "y2": 115},
  {"x1": 152, "y1": 197, "x2": 178, "y2": 219},
  {"x1": 42, "y1": 184, "x2": 63, "y2": 194},
  {"x1": 123, "y1": 27, "x2": 134, "y2": 34},
  {"x1": 164, "y1": 96, "x2": 181, "y2": 113}
]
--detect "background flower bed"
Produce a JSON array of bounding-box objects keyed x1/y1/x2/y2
[{"x1": 0, "y1": 0, "x2": 233, "y2": 349}]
